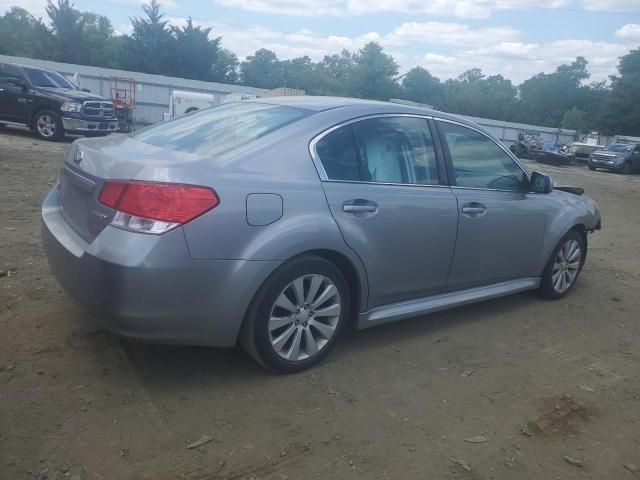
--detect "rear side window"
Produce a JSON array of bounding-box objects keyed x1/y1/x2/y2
[
  {"x1": 315, "y1": 116, "x2": 439, "y2": 185},
  {"x1": 133, "y1": 102, "x2": 310, "y2": 157},
  {"x1": 0, "y1": 63, "x2": 23, "y2": 82}
]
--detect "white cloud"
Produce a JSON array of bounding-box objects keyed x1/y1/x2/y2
[
  {"x1": 615, "y1": 23, "x2": 640, "y2": 42},
  {"x1": 120, "y1": 0, "x2": 178, "y2": 8},
  {"x1": 213, "y1": 0, "x2": 342, "y2": 16},
  {"x1": 0, "y1": 0, "x2": 47, "y2": 16},
  {"x1": 383, "y1": 22, "x2": 521, "y2": 48},
  {"x1": 582, "y1": 0, "x2": 640, "y2": 11},
  {"x1": 211, "y1": 0, "x2": 572, "y2": 19},
  {"x1": 168, "y1": 17, "x2": 635, "y2": 85}
]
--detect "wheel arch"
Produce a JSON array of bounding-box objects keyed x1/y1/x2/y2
[
  {"x1": 239, "y1": 247, "x2": 368, "y2": 344},
  {"x1": 300, "y1": 248, "x2": 364, "y2": 326}
]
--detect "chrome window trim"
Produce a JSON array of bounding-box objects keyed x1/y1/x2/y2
[
  {"x1": 309, "y1": 113, "x2": 437, "y2": 185},
  {"x1": 434, "y1": 117, "x2": 532, "y2": 183},
  {"x1": 318, "y1": 179, "x2": 451, "y2": 189}
]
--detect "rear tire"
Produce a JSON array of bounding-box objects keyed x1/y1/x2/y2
[
  {"x1": 240, "y1": 255, "x2": 350, "y2": 373},
  {"x1": 33, "y1": 110, "x2": 63, "y2": 141},
  {"x1": 539, "y1": 230, "x2": 585, "y2": 300}
]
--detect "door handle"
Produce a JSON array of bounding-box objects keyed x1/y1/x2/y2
[
  {"x1": 343, "y1": 199, "x2": 378, "y2": 215},
  {"x1": 343, "y1": 204, "x2": 377, "y2": 213},
  {"x1": 461, "y1": 203, "x2": 486, "y2": 216}
]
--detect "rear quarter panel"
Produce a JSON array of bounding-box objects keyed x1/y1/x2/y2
[{"x1": 145, "y1": 112, "x2": 373, "y2": 310}]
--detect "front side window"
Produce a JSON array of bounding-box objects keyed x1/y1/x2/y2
[
  {"x1": 315, "y1": 116, "x2": 439, "y2": 185},
  {"x1": 439, "y1": 121, "x2": 527, "y2": 191},
  {"x1": 22, "y1": 67, "x2": 75, "y2": 89}
]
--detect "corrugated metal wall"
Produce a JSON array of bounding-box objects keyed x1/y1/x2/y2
[
  {"x1": 0, "y1": 55, "x2": 266, "y2": 123},
  {"x1": 456, "y1": 115, "x2": 577, "y2": 147}
]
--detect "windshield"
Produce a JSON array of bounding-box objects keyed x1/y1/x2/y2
[
  {"x1": 605, "y1": 143, "x2": 632, "y2": 153},
  {"x1": 132, "y1": 102, "x2": 311, "y2": 157},
  {"x1": 23, "y1": 67, "x2": 75, "y2": 88}
]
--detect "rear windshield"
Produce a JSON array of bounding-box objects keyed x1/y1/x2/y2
[{"x1": 132, "y1": 102, "x2": 310, "y2": 157}]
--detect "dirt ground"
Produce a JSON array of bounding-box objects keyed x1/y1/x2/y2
[{"x1": 1, "y1": 126, "x2": 639, "y2": 480}]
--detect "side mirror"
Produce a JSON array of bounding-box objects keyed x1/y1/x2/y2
[
  {"x1": 82, "y1": 88, "x2": 91, "y2": 93},
  {"x1": 529, "y1": 171, "x2": 553, "y2": 194}
]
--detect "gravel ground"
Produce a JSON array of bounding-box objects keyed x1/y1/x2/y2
[{"x1": 1, "y1": 126, "x2": 639, "y2": 480}]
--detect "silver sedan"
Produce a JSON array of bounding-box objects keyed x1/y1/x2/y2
[{"x1": 42, "y1": 97, "x2": 601, "y2": 372}]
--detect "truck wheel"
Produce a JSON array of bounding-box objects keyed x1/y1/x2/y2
[
  {"x1": 621, "y1": 162, "x2": 631, "y2": 175},
  {"x1": 33, "y1": 110, "x2": 63, "y2": 141}
]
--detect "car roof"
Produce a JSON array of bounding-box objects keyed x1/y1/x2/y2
[
  {"x1": 7, "y1": 62, "x2": 53, "y2": 73},
  {"x1": 250, "y1": 95, "x2": 482, "y2": 129}
]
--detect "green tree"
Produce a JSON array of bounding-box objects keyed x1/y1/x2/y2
[
  {"x1": 281, "y1": 56, "x2": 314, "y2": 91},
  {"x1": 45, "y1": 0, "x2": 85, "y2": 64},
  {"x1": 599, "y1": 48, "x2": 640, "y2": 135},
  {"x1": 210, "y1": 48, "x2": 239, "y2": 84},
  {"x1": 400, "y1": 67, "x2": 445, "y2": 108},
  {"x1": 561, "y1": 107, "x2": 588, "y2": 131},
  {"x1": 517, "y1": 57, "x2": 591, "y2": 126},
  {"x1": 311, "y1": 50, "x2": 355, "y2": 96},
  {"x1": 347, "y1": 42, "x2": 399, "y2": 100},
  {"x1": 122, "y1": 0, "x2": 173, "y2": 75},
  {"x1": 240, "y1": 49, "x2": 285, "y2": 89},
  {"x1": 443, "y1": 69, "x2": 517, "y2": 119},
  {"x1": 0, "y1": 7, "x2": 52, "y2": 59},
  {"x1": 169, "y1": 18, "x2": 221, "y2": 80}
]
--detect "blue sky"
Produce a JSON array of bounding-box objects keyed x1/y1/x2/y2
[{"x1": 3, "y1": 0, "x2": 640, "y2": 84}]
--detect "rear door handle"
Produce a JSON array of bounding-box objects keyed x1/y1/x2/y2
[
  {"x1": 461, "y1": 203, "x2": 486, "y2": 215},
  {"x1": 343, "y1": 204, "x2": 377, "y2": 213},
  {"x1": 343, "y1": 199, "x2": 378, "y2": 214}
]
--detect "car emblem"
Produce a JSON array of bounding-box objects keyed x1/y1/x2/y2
[{"x1": 73, "y1": 149, "x2": 84, "y2": 163}]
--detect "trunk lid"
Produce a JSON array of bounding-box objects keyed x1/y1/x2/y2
[{"x1": 58, "y1": 135, "x2": 206, "y2": 242}]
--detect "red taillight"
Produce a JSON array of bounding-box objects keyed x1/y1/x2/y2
[{"x1": 99, "y1": 181, "x2": 219, "y2": 224}]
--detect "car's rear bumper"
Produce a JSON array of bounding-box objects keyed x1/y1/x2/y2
[{"x1": 41, "y1": 188, "x2": 279, "y2": 347}]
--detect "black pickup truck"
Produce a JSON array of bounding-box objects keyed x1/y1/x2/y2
[{"x1": 0, "y1": 62, "x2": 118, "y2": 141}]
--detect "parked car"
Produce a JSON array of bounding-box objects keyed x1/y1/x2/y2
[
  {"x1": 588, "y1": 143, "x2": 640, "y2": 174},
  {"x1": 42, "y1": 97, "x2": 601, "y2": 372},
  {"x1": 0, "y1": 62, "x2": 118, "y2": 140}
]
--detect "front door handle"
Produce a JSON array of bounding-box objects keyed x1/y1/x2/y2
[{"x1": 461, "y1": 202, "x2": 486, "y2": 216}]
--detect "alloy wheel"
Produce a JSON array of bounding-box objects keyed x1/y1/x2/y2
[
  {"x1": 552, "y1": 239, "x2": 582, "y2": 293},
  {"x1": 268, "y1": 274, "x2": 341, "y2": 362},
  {"x1": 36, "y1": 114, "x2": 57, "y2": 138}
]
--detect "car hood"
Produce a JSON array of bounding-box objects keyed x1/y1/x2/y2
[{"x1": 33, "y1": 87, "x2": 109, "y2": 103}]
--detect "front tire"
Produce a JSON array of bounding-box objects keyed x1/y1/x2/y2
[
  {"x1": 240, "y1": 256, "x2": 350, "y2": 373},
  {"x1": 620, "y1": 161, "x2": 632, "y2": 175},
  {"x1": 539, "y1": 230, "x2": 585, "y2": 299},
  {"x1": 588, "y1": 162, "x2": 595, "y2": 171},
  {"x1": 33, "y1": 110, "x2": 63, "y2": 141}
]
